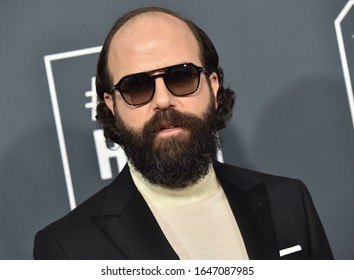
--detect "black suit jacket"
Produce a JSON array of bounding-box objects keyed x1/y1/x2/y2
[{"x1": 33, "y1": 162, "x2": 333, "y2": 259}]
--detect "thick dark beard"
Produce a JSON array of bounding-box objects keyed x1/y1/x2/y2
[{"x1": 113, "y1": 97, "x2": 219, "y2": 189}]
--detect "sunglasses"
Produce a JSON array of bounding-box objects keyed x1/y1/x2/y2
[{"x1": 109, "y1": 63, "x2": 209, "y2": 106}]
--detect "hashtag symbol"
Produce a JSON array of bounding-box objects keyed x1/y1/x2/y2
[{"x1": 85, "y1": 77, "x2": 98, "y2": 121}]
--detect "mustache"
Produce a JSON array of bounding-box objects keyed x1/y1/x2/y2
[{"x1": 142, "y1": 108, "x2": 202, "y2": 135}]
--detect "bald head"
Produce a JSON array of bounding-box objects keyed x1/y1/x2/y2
[
  {"x1": 116, "y1": 11, "x2": 191, "y2": 39},
  {"x1": 95, "y1": 7, "x2": 214, "y2": 100},
  {"x1": 107, "y1": 12, "x2": 201, "y2": 84}
]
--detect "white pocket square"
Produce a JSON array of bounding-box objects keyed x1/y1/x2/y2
[{"x1": 279, "y1": 245, "x2": 302, "y2": 257}]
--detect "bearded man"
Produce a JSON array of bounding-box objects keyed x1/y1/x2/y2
[{"x1": 33, "y1": 7, "x2": 333, "y2": 260}]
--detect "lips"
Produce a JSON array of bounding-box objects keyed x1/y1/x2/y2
[
  {"x1": 158, "y1": 121, "x2": 180, "y2": 131},
  {"x1": 160, "y1": 125, "x2": 179, "y2": 131},
  {"x1": 148, "y1": 109, "x2": 186, "y2": 136}
]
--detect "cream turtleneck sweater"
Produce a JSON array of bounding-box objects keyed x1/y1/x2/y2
[{"x1": 129, "y1": 163, "x2": 249, "y2": 260}]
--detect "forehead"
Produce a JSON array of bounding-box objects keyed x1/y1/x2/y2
[
  {"x1": 119, "y1": 12, "x2": 189, "y2": 35},
  {"x1": 107, "y1": 12, "x2": 201, "y2": 79}
]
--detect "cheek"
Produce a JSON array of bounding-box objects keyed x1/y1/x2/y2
[
  {"x1": 187, "y1": 87, "x2": 214, "y2": 114},
  {"x1": 116, "y1": 102, "x2": 152, "y2": 130}
]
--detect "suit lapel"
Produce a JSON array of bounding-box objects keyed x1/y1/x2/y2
[
  {"x1": 91, "y1": 165, "x2": 178, "y2": 260},
  {"x1": 214, "y1": 162, "x2": 280, "y2": 259}
]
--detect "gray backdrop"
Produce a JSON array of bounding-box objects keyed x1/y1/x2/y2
[{"x1": 1, "y1": 0, "x2": 353, "y2": 259}]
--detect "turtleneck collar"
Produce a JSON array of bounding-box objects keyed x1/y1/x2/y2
[{"x1": 128, "y1": 162, "x2": 221, "y2": 207}]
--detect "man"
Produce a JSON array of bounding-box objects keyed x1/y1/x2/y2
[{"x1": 33, "y1": 7, "x2": 333, "y2": 259}]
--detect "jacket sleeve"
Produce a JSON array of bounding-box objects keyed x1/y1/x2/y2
[
  {"x1": 299, "y1": 181, "x2": 334, "y2": 259},
  {"x1": 266, "y1": 178, "x2": 334, "y2": 259},
  {"x1": 33, "y1": 229, "x2": 69, "y2": 260}
]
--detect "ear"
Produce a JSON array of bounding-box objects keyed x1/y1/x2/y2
[
  {"x1": 209, "y1": 72, "x2": 219, "y2": 109},
  {"x1": 103, "y1": 92, "x2": 115, "y2": 115}
]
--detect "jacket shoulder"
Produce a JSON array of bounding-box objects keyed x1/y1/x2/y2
[
  {"x1": 33, "y1": 184, "x2": 115, "y2": 259},
  {"x1": 46, "y1": 184, "x2": 108, "y2": 231},
  {"x1": 214, "y1": 161, "x2": 302, "y2": 188}
]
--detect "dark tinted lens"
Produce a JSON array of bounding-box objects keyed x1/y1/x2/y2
[
  {"x1": 118, "y1": 73, "x2": 154, "y2": 105},
  {"x1": 165, "y1": 64, "x2": 200, "y2": 95}
]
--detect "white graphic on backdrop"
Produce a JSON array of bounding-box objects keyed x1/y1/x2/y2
[
  {"x1": 45, "y1": 47, "x2": 127, "y2": 209},
  {"x1": 46, "y1": 47, "x2": 98, "y2": 209},
  {"x1": 84, "y1": 77, "x2": 98, "y2": 121},
  {"x1": 44, "y1": 46, "x2": 108, "y2": 209},
  {"x1": 335, "y1": 0, "x2": 354, "y2": 131},
  {"x1": 93, "y1": 129, "x2": 127, "y2": 180}
]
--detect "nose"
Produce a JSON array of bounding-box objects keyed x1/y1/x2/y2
[{"x1": 152, "y1": 77, "x2": 176, "y2": 110}]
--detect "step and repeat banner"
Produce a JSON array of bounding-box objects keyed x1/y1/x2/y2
[{"x1": 0, "y1": 0, "x2": 353, "y2": 260}]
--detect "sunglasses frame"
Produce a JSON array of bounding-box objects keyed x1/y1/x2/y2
[{"x1": 109, "y1": 63, "x2": 209, "y2": 106}]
